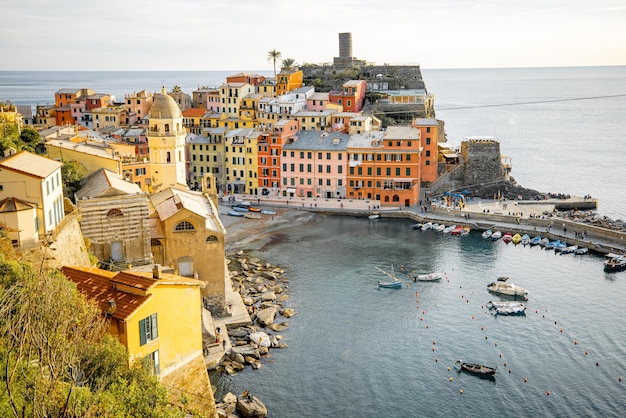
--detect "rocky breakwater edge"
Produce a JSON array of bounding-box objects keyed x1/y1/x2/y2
[{"x1": 214, "y1": 252, "x2": 294, "y2": 418}]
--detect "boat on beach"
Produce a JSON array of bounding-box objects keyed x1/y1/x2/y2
[
  {"x1": 244, "y1": 213, "x2": 261, "y2": 219},
  {"x1": 248, "y1": 206, "x2": 262, "y2": 212},
  {"x1": 481, "y1": 229, "x2": 493, "y2": 239},
  {"x1": 227, "y1": 210, "x2": 245, "y2": 217},
  {"x1": 487, "y1": 280, "x2": 529, "y2": 297},
  {"x1": 261, "y1": 209, "x2": 276, "y2": 215},
  {"x1": 455, "y1": 360, "x2": 497, "y2": 376}
]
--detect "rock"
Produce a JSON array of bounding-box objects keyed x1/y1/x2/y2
[
  {"x1": 268, "y1": 322, "x2": 288, "y2": 332},
  {"x1": 258, "y1": 346, "x2": 269, "y2": 356},
  {"x1": 233, "y1": 353, "x2": 245, "y2": 365},
  {"x1": 281, "y1": 308, "x2": 295, "y2": 318},
  {"x1": 224, "y1": 364, "x2": 238, "y2": 375},
  {"x1": 243, "y1": 296, "x2": 255, "y2": 305},
  {"x1": 222, "y1": 392, "x2": 237, "y2": 405},
  {"x1": 262, "y1": 271, "x2": 277, "y2": 280},
  {"x1": 261, "y1": 291, "x2": 276, "y2": 301},
  {"x1": 231, "y1": 345, "x2": 260, "y2": 359},
  {"x1": 229, "y1": 328, "x2": 250, "y2": 338},
  {"x1": 273, "y1": 285, "x2": 283, "y2": 294},
  {"x1": 250, "y1": 360, "x2": 262, "y2": 370},
  {"x1": 237, "y1": 395, "x2": 268, "y2": 418},
  {"x1": 256, "y1": 306, "x2": 277, "y2": 326},
  {"x1": 277, "y1": 294, "x2": 289, "y2": 302},
  {"x1": 249, "y1": 331, "x2": 271, "y2": 347},
  {"x1": 231, "y1": 361, "x2": 245, "y2": 372}
]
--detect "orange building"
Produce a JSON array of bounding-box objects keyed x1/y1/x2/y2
[
  {"x1": 257, "y1": 119, "x2": 299, "y2": 195},
  {"x1": 346, "y1": 126, "x2": 421, "y2": 207},
  {"x1": 412, "y1": 118, "x2": 440, "y2": 184},
  {"x1": 329, "y1": 80, "x2": 367, "y2": 112},
  {"x1": 276, "y1": 70, "x2": 303, "y2": 96},
  {"x1": 226, "y1": 72, "x2": 266, "y2": 86}
]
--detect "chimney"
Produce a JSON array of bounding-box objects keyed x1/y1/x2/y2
[
  {"x1": 106, "y1": 299, "x2": 117, "y2": 316},
  {"x1": 153, "y1": 264, "x2": 162, "y2": 279}
]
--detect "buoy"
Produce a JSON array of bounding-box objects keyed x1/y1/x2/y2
[
  {"x1": 560, "y1": 329, "x2": 563, "y2": 333},
  {"x1": 466, "y1": 299, "x2": 469, "y2": 303},
  {"x1": 459, "y1": 389, "x2": 463, "y2": 394},
  {"x1": 459, "y1": 285, "x2": 462, "y2": 288},
  {"x1": 447, "y1": 367, "x2": 450, "y2": 371},
  {"x1": 485, "y1": 336, "x2": 488, "y2": 340},
  {"x1": 596, "y1": 361, "x2": 599, "y2": 367},
  {"x1": 422, "y1": 310, "x2": 425, "y2": 314},
  {"x1": 503, "y1": 361, "x2": 507, "y2": 366},
  {"x1": 574, "y1": 340, "x2": 578, "y2": 345},
  {"x1": 449, "y1": 377, "x2": 453, "y2": 381},
  {"x1": 546, "y1": 390, "x2": 551, "y2": 396},
  {"x1": 619, "y1": 376, "x2": 622, "y2": 382},
  {"x1": 584, "y1": 351, "x2": 588, "y2": 356},
  {"x1": 481, "y1": 305, "x2": 484, "y2": 309},
  {"x1": 420, "y1": 317, "x2": 423, "y2": 321},
  {"x1": 523, "y1": 377, "x2": 527, "y2": 383},
  {"x1": 481, "y1": 326, "x2": 484, "y2": 331},
  {"x1": 554, "y1": 321, "x2": 557, "y2": 325},
  {"x1": 433, "y1": 340, "x2": 436, "y2": 345},
  {"x1": 471, "y1": 315, "x2": 475, "y2": 320},
  {"x1": 426, "y1": 324, "x2": 429, "y2": 329},
  {"x1": 494, "y1": 342, "x2": 498, "y2": 347},
  {"x1": 535, "y1": 310, "x2": 538, "y2": 313},
  {"x1": 461, "y1": 294, "x2": 464, "y2": 298},
  {"x1": 435, "y1": 358, "x2": 439, "y2": 362},
  {"x1": 508, "y1": 369, "x2": 512, "y2": 374},
  {"x1": 499, "y1": 353, "x2": 502, "y2": 358},
  {"x1": 432, "y1": 347, "x2": 435, "y2": 351}
]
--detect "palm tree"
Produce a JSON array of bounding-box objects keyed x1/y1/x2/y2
[
  {"x1": 267, "y1": 49, "x2": 282, "y2": 81},
  {"x1": 281, "y1": 57, "x2": 296, "y2": 71}
]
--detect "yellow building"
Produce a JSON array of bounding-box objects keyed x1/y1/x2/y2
[
  {"x1": 148, "y1": 183, "x2": 227, "y2": 314},
  {"x1": 198, "y1": 127, "x2": 227, "y2": 193},
  {"x1": 146, "y1": 88, "x2": 188, "y2": 193},
  {"x1": 276, "y1": 69, "x2": 303, "y2": 96},
  {"x1": 0, "y1": 197, "x2": 39, "y2": 246},
  {"x1": 0, "y1": 151, "x2": 64, "y2": 235},
  {"x1": 92, "y1": 104, "x2": 127, "y2": 129},
  {"x1": 291, "y1": 110, "x2": 336, "y2": 132},
  {"x1": 61, "y1": 265, "x2": 216, "y2": 417},
  {"x1": 218, "y1": 82, "x2": 255, "y2": 118},
  {"x1": 44, "y1": 138, "x2": 121, "y2": 176},
  {"x1": 224, "y1": 128, "x2": 261, "y2": 195}
]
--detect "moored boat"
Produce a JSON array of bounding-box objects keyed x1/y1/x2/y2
[
  {"x1": 368, "y1": 214, "x2": 380, "y2": 220},
  {"x1": 491, "y1": 231, "x2": 502, "y2": 241},
  {"x1": 436, "y1": 224, "x2": 446, "y2": 232},
  {"x1": 227, "y1": 210, "x2": 245, "y2": 217},
  {"x1": 461, "y1": 226, "x2": 471, "y2": 236},
  {"x1": 554, "y1": 241, "x2": 567, "y2": 252},
  {"x1": 502, "y1": 232, "x2": 513, "y2": 243},
  {"x1": 481, "y1": 229, "x2": 493, "y2": 239},
  {"x1": 521, "y1": 234, "x2": 531, "y2": 245},
  {"x1": 412, "y1": 223, "x2": 423, "y2": 230},
  {"x1": 414, "y1": 272, "x2": 444, "y2": 282},
  {"x1": 421, "y1": 222, "x2": 433, "y2": 231},
  {"x1": 487, "y1": 281, "x2": 529, "y2": 297},
  {"x1": 560, "y1": 245, "x2": 578, "y2": 255},
  {"x1": 455, "y1": 360, "x2": 497, "y2": 376},
  {"x1": 604, "y1": 256, "x2": 626, "y2": 273},
  {"x1": 486, "y1": 300, "x2": 527, "y2": 310},
  {"x1": 539, "y1": 237, "x2": 550, "y2": 247},
  {"x1": 451, "y1": 225, "x2": 463, "y2": 235},
  {"x1": 544, "y1": 240, "x2": 560, "y2": 250},
  {"x1": 376, "y1": 265, "x2": 403, "y2": 288},
  {"x1": 511, "y1": 233, "x2": 522, "y2": 244},
  {"x1": 494, "y1": 304, "x2": 527, "y2": 315},
  {"x1": 574, "y1": 247, "x2": 588, "y2": 255},
  {"x1": 443, "y1": 224, "x2": 456, "y2": 233},
  {"x1": 529, "y1": 236, "x2": 542, "y2": 246},
  {"x1": 431, "y1": 223, "x2": 440, "y2": 230}
]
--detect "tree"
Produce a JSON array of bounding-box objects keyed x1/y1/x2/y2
[
  {"x1": 281, "y1": 57, "x2": 296, "y2": 71},
  {"x1": 267, "y1": 49, "x2": 282, "y2": 85},
  {"x1": 18, "y1": 127, "x2": 40, "y2": 153},
  {"x1": 172, "y1": 85, "x2": 182, "y2": 93},
  {"x1": 62, "y1": 160, "x2": 87, "y2": 189}
]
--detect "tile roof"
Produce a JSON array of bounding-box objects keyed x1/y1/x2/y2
[
  {"x1": 75, "y1": 168, "x2": 143, "y2": 200},
  {"x1": 0, "y1": 197, "x2": 37, "y2": 212},
  {"x1": 0, "y1": 151, "x2": 61, "y2": 179}
]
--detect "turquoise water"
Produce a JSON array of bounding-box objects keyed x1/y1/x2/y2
[{"x1": 213, "y1": 216, "x2": 626, "y2": 417}]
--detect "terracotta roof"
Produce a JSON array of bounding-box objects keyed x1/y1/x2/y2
[
  {"x1": 182, "y1": 108, "x2": 207, "y2": 117},
  {"x1": 61, "y1": 266, "x2": 150, "y2": 321}
]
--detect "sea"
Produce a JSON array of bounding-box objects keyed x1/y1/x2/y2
[{"x1": 2, "y1": 67, "x2": 626, "y2": 417}]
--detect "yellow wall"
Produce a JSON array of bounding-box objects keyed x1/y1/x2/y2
[{"x1": 45, "y1": 143, "x2": 121, "y2": 176}]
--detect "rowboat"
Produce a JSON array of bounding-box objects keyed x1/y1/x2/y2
[
  {"x1": 491, "y1": 231, "x2": 502, "y2": 241},
  {"x1": 486, "y1": 300, "x2": 527, "y2": 310},
  {"x1": 529, "y1": 236, "x2": 542, "y2": 246},
  {"x1": 461, "y1": 226, "x2": 471, "y2": 236},
  {"x1": 261, "y1": 209, "x2": 276, "y2": 215},
  {"x1": 244, "y1": 213, "x2": 261, "y2": 219},
  {"x1": 421, "y1": 222, "x2": 433, "y2": 231},
  {"x1": 412, "y1": 223, "x2": 423, "y2": 230},
  {"x1": 368, "y1": 214, "x2": 380, "y2": 220},
  {"x1": 560, "y1": 245, "x2": 578, "y2": 255},
  {"x1": 502, "y1": 232, "x2": 513, "y2": 243},
  {"x1": 451, "y1": 225, "x2": 463, "y2": 235},
  {"x1": 574, "y1": 247, "x2": 588, "y2": 255},
  {"x1": 227, "y1": 210, "x2": 245, "y2": 217},
  {"x1": 248, "y1": 207, "x2": 262, "y2": 212},
  {"x1": 520, "y1": 234, "x2": 531, "y2": 245},
  {"x1": 455, "y1": 360, "x2": 497, "y2": 376},
  {"x1": 539, "y1": 237, "x2": 550, "y2": 247},
  {"x1": 511, "y1": 233, "x2": 522, "y2": 244},
  {"x1": 544, "y1": 240, "x2": 560, "y2": 250},
  {"x1": 554, "y1": 241, "x2": 567, "y2": 252},
  {"x1": 604, "y1": 256, "x2": 626, "y2": 273},
  {"x1": 436, "y1": 224, "x2": 446, "y2": 232},
  {"x1": 413, "y1": 272, "x2": 444, "y2": 282},
  {"x1": 493, "y1": 304, "x2": 527, "y2": 315},
  {"x1": 443, "y1": 225, "x2": 456, "y2": 233},
  {"x1": 481, "y1": 229, "x2": 493, "y2": 239}
]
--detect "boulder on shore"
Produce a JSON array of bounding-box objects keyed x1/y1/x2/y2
[
  {"x1": 237, "y1": 394, "x2": 268, "y2": 418},
  {"x1": 256, "y1": 306, "x2": 277, "y2": 326}
]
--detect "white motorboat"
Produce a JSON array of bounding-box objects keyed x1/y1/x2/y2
[
  {"x1": 494, "y1": 304, "x2": 527, "y2": 315},
  {"x1": 436, "y1": 224, "x2": 446, "y2": 232},
  {"x1": 481, "y1": 229, "x2": 493, "y2": 239},
  {"x1": 413, "y1": 272, "x2": 444, "y2": 282},
  {"x1": 421, "y1": 222, "x2": 433, "y2": 230},
  {"x1": 443, "y1": 224, "x2": 456, "y2": 233},
  {"x1": 491, "y1": 231, "x2": 502, "y2": 241},
  {"x1": 486, "y1": 300, "x2": 527, "y2": 310},
  {"x1": 487, "y1": 281, "x2": 529, "y2": 297},
  {"x1": 560, "y1": 245, "x2": 578, "y2": 255}
]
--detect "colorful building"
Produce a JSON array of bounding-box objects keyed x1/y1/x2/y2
[
  {"x1": 257, "y1": 119, "x2": 299, "y2": 195},
  {"x1": 281, "y1": 131, "x2": 349, "y2": 198},
  {"x1": 346, "y1": 126, "x2": 421, "y2": 206},
  {"x1": 224, "y1": 128, "x2": 260, "y2": 195},
  {"x1": 125, "y1": 90, "x2": 154, "y2": 122},
  {"x1": 329, "y1": 80, "x2": 367, "y2": 112},
  {"x1": 276, "y1": 69, "x2": 303, "y2": 96},
  {"x1": 411, "y1": 118, "x2": 440, "y2": 184},
  {"x1": 218, "y1": 82, "x2": 255, "y2": 118},
  {"x1": 61, "y1": 265, "x2": 216, "y2": 417}
]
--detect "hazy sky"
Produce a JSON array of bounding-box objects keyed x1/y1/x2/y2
[{"x1": 1, "y1": 0, "x2": 625, "y2": 71}]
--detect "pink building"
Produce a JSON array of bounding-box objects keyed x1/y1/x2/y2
[
  {"x1": 307, "y1": 92, "x2": 330, "y2": 112},
  {"x1": 281, "y1": 131, "x2": 350, "y2": 199}
]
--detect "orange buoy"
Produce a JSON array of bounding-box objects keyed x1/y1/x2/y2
[
  {"x1": 503, "y1": 361, "x2": 507, "y2": 366},
  {"x1": 426, "y1": 324, "x2": 429, "y2": 329},
  {"x1": 546, "y1": 390, "x2": 551, "y2": 396},
  {"x1": 523, "y1": 377, "x2": 527, "y2": 383},
  {"x1": 432, "y1": 347, "x2": 435, "y2": 351},
  {"x1": 435, "y1": 358, "x2": 438, "y2": 362},
  {"x1": 574, "y1": 340, "x2": 578, "y2": 345},
  {"x1": 471, "y1": 315, "x2": 475, "y2": 319},
  {"x1": 560, "y1": 329, "x2": 563, "y2": 333},
  {"x1": 422, "y1": 310, "x2": 425, "y2": 314},
  {"x1": 420, "y1": 317, "x2": 423, "y2": 321}
]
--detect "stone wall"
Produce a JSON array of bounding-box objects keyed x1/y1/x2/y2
[{"x1": 460, "y1": 139, "x2": 506, "y2": 186}]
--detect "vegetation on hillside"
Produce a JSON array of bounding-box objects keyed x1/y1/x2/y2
[{"x1": 0, "y1": 255, "x2": 187, "y2": 417}]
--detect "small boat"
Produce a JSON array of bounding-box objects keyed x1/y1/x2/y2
[
  {"x1": 560, "y1": 245, "x2": 578, "y2": 255},
  {"x1": 539, "y1": 237, "x2": 550, "y2": 247},
  {"x1": 486, "y1": 300, "x2": 527, "y2": 310},
  {"x1": 502, "y1": 232, "x2": 513, "y2": 243},
  {"x1": 529, "y1": 236, "x2": 542, "y2": 246},
  {"x1": 554, "y1": 241, "x2": 567, "y2": 252},
  {"x1": 261, "y1": 209, "x2": 276, "y2": 215},
  {"x1": 481, "y1": 229, "x2": 493, "y2": 239},
  {"x1": 511, "y1": 233, "x2": 522, "y2": 244},
  {"x1": 451, "y1": 225, "x2": 463, "y2": 235},
  {"x1": 227, "y1": 210, "x2": 245, "y2": 217},
  {"x1": 443, "y1": 224, "x2": 456, "y2": 233},
  {"x1": 461, "y1": 226, "x2": 471, "y2": 236},
  {"x1": 521, "y1": 234, "x2": 531, "y2": 245},
  {"x1": 368, "y1": 214, "x2": 380, "y2": 220},
  {"x1": 244, "y1": 213, "x2": 261, "y2": 219},
  {"x1": 544, "y1": 240, "x2": 560, "y2": 250},
  {"x1": 604, "y1": 256, "x2": 626, "y2": 273},
  {"x1": 232, "y1": 205, "x2": 249, "y2": 212},
  {"x1": 494, "y1": 304, "x2": 527, "y2": 315},
  {"x1": 491, "y1": 231, "x2": 502, "y2": 241},
  {"x1": 487, "y1": 281, "x2": 529, "y2": 297},
  {"x1": 376, "y1": 265, "x2": 403, "y2": 289},
  {"x1": 412, "y1": 223, "x2": 423, "y2": 230},
  {"x1": 421, "y1": 222, "x2": 433, "y2": 231},
  {"x1": 436, "y1": 224, "x2": 446, "y2": 232},
  {"x1": 248, "y1": 206, "x2": 262, "y2": 212},
  {"x1": 574, "y1": 247, "x2": 589, "y2": 255},
  {"x1": 455, "y1": 360, "x2": 497, "y2": 376},
  {"x1": 431, "y1": 223, "x2": 440, "y2": 230},
  {"x1": 413, "y1": 272, "x2": 444, "y2": 282}
]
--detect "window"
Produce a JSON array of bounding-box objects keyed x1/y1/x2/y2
[
  {"x1": 143, "y1": 350, "x2": 160, "y2": 375},
  {"x1": 206, "y1": 235, "x2": 218, "y2": 243},
  {"x1": 426, "y1": 138, "x2": 431, "y2": 145},
  {"x1": 139, "y1": 313, "x2": 158, "y2": 345},
  {"x1": 338, "y1": 166, "x2": 343, "y2": 174},
  {"x1": 326, "y1": 165, "x2": 331, "y2": 173},
  {"x1": 426, "y1": 127, "x2": 431, "y2": 133},
  {"x1": 106, "y1": 208, "x2": 123, "y2": 217},
  {"x1": 426, "y1": 150, "x2": 431, "y2": 157},
  {"x1": 174, "y1": 221, "x2": 195, "y2": 231},
  {"x1": 406, "y1": 168, "x2": 411, "y2": 176},
  {"x1": 326, "y1": 153, "x2": 331, "y2": 160},
  {"x1": 386, "y1": 168, "x2": 391, "y2": 175},
  {"x1": 396, "y1": 168, "x2": 401, "y2": 176}
]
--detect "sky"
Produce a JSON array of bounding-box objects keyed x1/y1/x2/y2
[{"x1": 1, "y1": 0, "x2": 625, "y2": 71}]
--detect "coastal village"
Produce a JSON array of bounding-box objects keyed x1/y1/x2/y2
[{"x1": 1, "y1": 33, "x2": 625, "y2": 417}]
